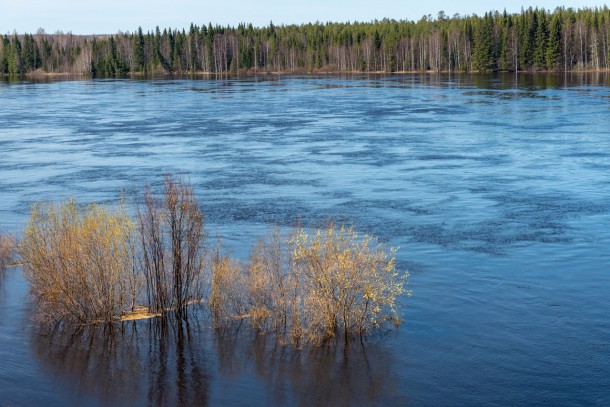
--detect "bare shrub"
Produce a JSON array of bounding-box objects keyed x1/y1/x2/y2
[
  {"x1": 20, "y1": 200, "x2": 136, "y2": 323},
  {"x1": 139, "y1": 185, "x2": 169, "y2": 314},
  {"x1": 209, "y1": 230, "x2": 295, "y2": 338},
  {"x1": 0, "y1": 231, "x2": 14, "y2": 272},
  {"x1": 138, "y1": 175, "x2": 206, "y2": 318},
  {"x1": 246, "y1": 228, "x2": 293, "y2": 339},
  {"x1": 209, "y1": 243, "x2": 247, "y2": 324}
]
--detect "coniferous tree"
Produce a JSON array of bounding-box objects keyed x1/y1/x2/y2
[
  {"x1": 546, "y1": 12, "x2": 562, "y2": 69},
  {"x1": 473, "y1": 13, "x2": 495, "y2": 71},
  {"x1": 0, "y1": 36, "x2": 9, "y2": 74},
  {"x1": 521, "y1": 8, "x2": 537, "y2": 68},
  {"x1": 188, "y1": 24, "x2": 199, "y2": 72},
  {"x1": 500, "y1": 13, "x2": 513, "y2": 71},
  {"x1": 8, "y1": 35, "x2": 23, "y2": 75},
  {"x1": 135, "y1": 27, "x2": 145, "y2": 72},
  {"x1": 534, "y1": 9, "x2": 549, "y2": 68},
  {"x1": 21, "y1": 34, "x2": 40, "y2": 71}
]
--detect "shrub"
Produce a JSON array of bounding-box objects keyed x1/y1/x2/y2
[
  {"x1": 290, "y1": 225, "x2": 406, "y2": 344},
  {"x1": 209, "y1": 243, "x2": 247, "y2": 323},
  {"x1": 0, "y1": 231, "x2": 14, "y2": 271},
  {"x1": 20, "y1": 200, "x2": 137, "y2": 323},
  {"x1": 213, "y1": 225, "x2": 408, "y2": 346},
  {"x1": 18, "y1": 175, "x2": 407, "y2": 344},
  {"x1": 137, "y1": 175, "x2": 206, "y2": 318},
  {"x1": 20, "y1": 175, "x2": 207, "y2": 324},
  {"x1": 246, "y1": 228, "x2": 292, "y2": 337}
]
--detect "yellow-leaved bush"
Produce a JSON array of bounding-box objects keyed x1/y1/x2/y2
[
  {"x1": 210, "y1": 225, "x2": 409, "y2": 345},
  {"x1": 290, "y1": 225, "x2": 406, "y2": 344},
  {"x1": 20, "y1": 200, "x2": 137, "y2": 323}
]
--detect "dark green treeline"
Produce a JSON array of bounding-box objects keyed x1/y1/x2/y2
[{"x1": 2, "y1": 6, "x2": 610, "y2": 76}]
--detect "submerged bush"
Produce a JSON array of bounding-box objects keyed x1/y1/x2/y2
[
  {"x1": 247, "y1": 229, "x2": 292, "y2": 337},
  {"x1": 209, "y1": 244, "x2": 247, "y2": 322},
  {"x1": 212, "y1": 225, "x2": 408, "y2": 346},
  {"x1": 0, "y1": 230, "x2": 14, "y2": 271},
  {"x1": 20, "y1": 176, "x2": 207, "y2": 324},
  {"x1": 137, "y1": 175, "x2": 206, "y2": 318},
  {"x1": 20, "y1": 200, "x2": 137, "y2": 323},
  {"x1": 18, "y1": 176, "x2": 407, "y2": 345},
  {"x1": 291, "y1": 225, "x2": 406, "y2": 344}
]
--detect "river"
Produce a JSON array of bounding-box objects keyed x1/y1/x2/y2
[{"x1": 0, "y1": 73, "x2": 609, "y2": 405}]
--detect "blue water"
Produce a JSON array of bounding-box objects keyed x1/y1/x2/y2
[{"x1": 1, "y1": 74, "x2": 609, "y2": 406}]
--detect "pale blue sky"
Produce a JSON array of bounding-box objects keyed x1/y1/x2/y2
[{"x1": 1, "y1": 1, "x2": 607, "y2": 34}]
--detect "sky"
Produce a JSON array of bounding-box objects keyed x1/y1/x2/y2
[{"x1": 1, "y1": 1, "x2": 607, "y2": 35}]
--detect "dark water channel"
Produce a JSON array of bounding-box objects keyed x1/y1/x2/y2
[{"x1": 1, "y1": 73, "x2": 609, "y2": 406}]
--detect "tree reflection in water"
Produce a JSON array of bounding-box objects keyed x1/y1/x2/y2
[
  {"x1": 32, "y1": 317, "x2": 211, "y2": 406},
  {"x1": 0, "y1": 233, "x2": 13, "y2": 289},
  {"x1": 32, "y1": 316, "x2": 400, "y2": 406},
  {"x1": 213, "y1": 323, "x2": 400, "y2": 407}
]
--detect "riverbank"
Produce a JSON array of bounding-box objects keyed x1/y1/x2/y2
[{"x1": 2, "y1": 68, "x2": 610, "y2": 80}]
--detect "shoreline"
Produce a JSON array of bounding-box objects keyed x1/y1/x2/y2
[{"x1": 2, "y1": 68, "x2": 610, "y2": 80}]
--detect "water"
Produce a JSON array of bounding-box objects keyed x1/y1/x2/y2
[{"x1": 1, "y1": 73, "x2": 609, "y2": 406}]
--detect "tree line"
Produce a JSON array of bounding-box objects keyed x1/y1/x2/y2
[{"x1": 1, "y1": 6, "x2": 610, "y2": 76}]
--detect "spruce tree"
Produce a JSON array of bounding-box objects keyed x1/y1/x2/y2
[
  {"x1": 0, "y1": 37, "x2": 8, "y2": 74},
  {"x1": 534, "y1": 9, "x2": 549, "y2": 68},
  {"x1": 188, "y1": 24, "x2": 199, "y2": 72},
  {"x1": 8, "y1": 35, "x2": 23, "y2": 75},
  {"x1": 521, "y1": 8, "x2": 537, "y2": 68},
  {"x1": 546, "y1": 13, "x2": 562, "y2": 69},
  {"x1": 135, "y1": 27, "x2": 145, "y2": 72},
  {"x1": 500, "y1": 14, "x2": 514, "y2": 71},
  {"x1": 473, "y1": 13, "x2": 495, "y2": 71}
]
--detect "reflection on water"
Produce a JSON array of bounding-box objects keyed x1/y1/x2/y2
[
  {"x1": 1, "y1": 71, "x2": 609, "y2": 90},
  {"x1": 212, "y1": 324, "x2": 398, "y2": 407},
  {"x1": 32, "y1": 317, "x2": 397, "y2": 406},
  {"x1": 32, "y1": 319, "x2": 210, "y2": 406}
]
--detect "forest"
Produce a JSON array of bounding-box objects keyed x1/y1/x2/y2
[{"x1": 1, "y1": 6, "x2": 610, "y2": 76}]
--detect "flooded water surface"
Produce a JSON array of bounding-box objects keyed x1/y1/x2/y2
[{"x1": 1, "y1": 74, "x2": 609, "y2": 406}]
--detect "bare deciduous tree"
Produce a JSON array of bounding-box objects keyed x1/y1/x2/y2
[{"x1": 138, "y1": 175, "x2": 206, "y2": 318}]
